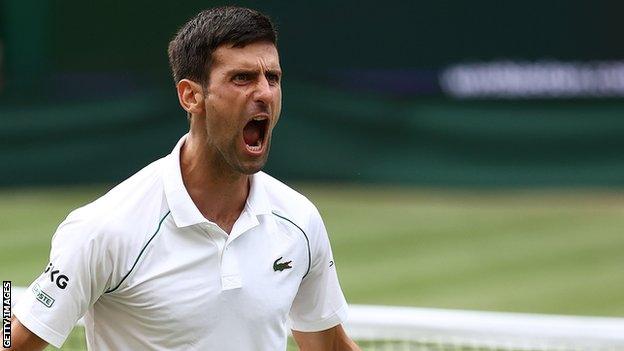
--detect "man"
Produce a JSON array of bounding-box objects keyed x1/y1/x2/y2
[{"x1": 7, "y1": 6, "x2": 360, "y2": 351}]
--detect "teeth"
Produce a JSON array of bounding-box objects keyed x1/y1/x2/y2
[
  {"x1": 247, "y1": 139, "x2": 263, "y2": 151},
  {"x1": 253, "y1": 116, "x2": 267, "y2": 121}
]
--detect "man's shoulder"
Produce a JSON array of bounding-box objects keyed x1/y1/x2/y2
[
  {"x1": 54, "y1": 157, "x2": 169, "y2": 248},
  {"x1": 256, "y1": 171, "x2": 321, "y2": 227}
]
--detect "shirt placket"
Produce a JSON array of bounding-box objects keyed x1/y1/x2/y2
[{"x1": 201, "y1": 208, "x2": 260, "y2": 291}]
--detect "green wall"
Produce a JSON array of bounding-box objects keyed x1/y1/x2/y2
[{"x1": 2, "y1": 1, "x2": 623, "y2": 186}]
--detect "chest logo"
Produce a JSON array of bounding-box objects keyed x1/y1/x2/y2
[{"x1": 273, "y1": 257, "x2": 292, "y2": 272}]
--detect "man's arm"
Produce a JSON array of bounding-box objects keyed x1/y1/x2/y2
[
  {"x1": 292, "y1": 324, "x2": 361, "y2": 351},
  {"x1": 2, "y1": 316, "x2": 48, "y2": 351}
]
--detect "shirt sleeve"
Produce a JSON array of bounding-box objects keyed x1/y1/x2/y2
[
  {"x1": 288, "y1": 207, "x2": 348, "y2": 332},
  {"x1": 13, "y1": 211, "x2": 113, "y2": 348}
]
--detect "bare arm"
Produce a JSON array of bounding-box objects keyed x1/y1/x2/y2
[
  {"x1": 2, "y1": 316, "x2": 48, "y2": 351},
  {"x1": 292, "y1": 324, "x2": 360, "y2": 351}
]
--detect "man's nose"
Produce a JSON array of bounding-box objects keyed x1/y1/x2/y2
[{"x1": 253, "y1": 76, "x2": 274, "y2": 106}]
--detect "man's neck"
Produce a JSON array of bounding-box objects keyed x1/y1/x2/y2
[{"x1": 180, "y1": 134, "x2": 249, "y2": 234}]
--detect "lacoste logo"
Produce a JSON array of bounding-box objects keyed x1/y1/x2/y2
[
  {"x1": 273, "y1": 257, "x2": 292, "y2": 272},
  {"x1": 32, "y1": 284, "x2": 55, "y2": 308}
]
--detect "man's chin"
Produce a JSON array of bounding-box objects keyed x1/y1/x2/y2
[
  {"x1": 236, "y1": 158, "x2": 268, "y2": 175},
  {"x1": 236, "y1": 145, "x2": 270, "y2": 175},
  {"x1": 239, "y1": 166, "x2": 263, "y2": 175}
]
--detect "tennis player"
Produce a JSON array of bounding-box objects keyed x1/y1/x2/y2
[{"x1": 8, "y1": 6, "x2": 360, "y2": 351}]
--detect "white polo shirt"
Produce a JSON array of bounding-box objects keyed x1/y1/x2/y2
[{"x1": 14, "y1": 134, "x2": 348, "y2": 350}]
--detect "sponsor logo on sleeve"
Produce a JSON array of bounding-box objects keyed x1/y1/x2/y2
[
  {"x1": 32, "y1": 284, "x2": 55, "y2": 308},
  {"x1": 44, "y1": 262, "x2": 69, "y2": 289}
]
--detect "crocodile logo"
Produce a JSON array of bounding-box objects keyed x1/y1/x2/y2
[{"x1": 273, "y1": 257, "x2": 292, "y2": 272}]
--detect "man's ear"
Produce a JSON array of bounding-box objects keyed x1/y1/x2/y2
[{"x1": 176, "y1": 79, "x2": 205, "y2": 116}]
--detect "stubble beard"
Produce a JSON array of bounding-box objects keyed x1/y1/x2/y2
[{"x1": 215, "y1": 135, "x2": 272, "y2": 177}]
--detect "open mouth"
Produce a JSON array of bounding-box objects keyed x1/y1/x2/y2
[{"x1": 243, "y1": 117, "x2": 268, "y2": 153}]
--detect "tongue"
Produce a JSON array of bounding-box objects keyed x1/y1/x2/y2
[{"x1": 243, "y1": 122, "x2": 261, "y2": 146}]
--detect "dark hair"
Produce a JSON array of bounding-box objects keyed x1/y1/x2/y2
[{"x1": 167, "y1": 6, "x2": 277, "y2": 85}]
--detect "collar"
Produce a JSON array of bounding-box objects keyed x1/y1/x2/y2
[
  {"x1": 246, "y1": 171, "x2": 273, "y2": 216},
  {"x1": 162, "y1": 134, "x2": 273, "y2": 228}
]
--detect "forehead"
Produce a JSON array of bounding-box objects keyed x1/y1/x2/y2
[{"x1": 211, "y1": 41, "x2": 280, "y2": 71}]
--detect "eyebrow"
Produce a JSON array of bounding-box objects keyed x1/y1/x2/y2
[{"x1": 226, "y1": 68, "x2": 282, "y2": 77}]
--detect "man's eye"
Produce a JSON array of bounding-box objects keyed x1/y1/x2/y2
[
  {"x1": 233, "y1": 73, "x2": 250, "y2": 83},
  {"x1": 267, "y1": 73, "x2": 280, "y2": 84}
]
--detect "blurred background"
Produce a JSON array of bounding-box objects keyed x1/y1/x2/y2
[{"x1": 2, "y1": 0, "x2": 624, "y2": 322}]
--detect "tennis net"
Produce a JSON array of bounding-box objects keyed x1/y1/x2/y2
[
  {"x1": 343, "y1": 305, "x2": 624, "y2": 351},
  {"x1": 12, "y1": 287, "x2": 624, "y2": 351}
]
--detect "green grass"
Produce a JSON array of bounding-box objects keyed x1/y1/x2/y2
[
  {"x1": 2, "y1": 184, "x2": 624, "y2": 350},
  {"x1": 305, "y1": 185, "x2": 624, "y2": 316}
]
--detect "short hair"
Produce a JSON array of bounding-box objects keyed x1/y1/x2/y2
[{"x1": 167, "y1": 6, "x2": 277, "y2": 85}]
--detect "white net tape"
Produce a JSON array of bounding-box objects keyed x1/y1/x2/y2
[{"x1": 346, "y1": 304, "x2": 624, "y2": 351}]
